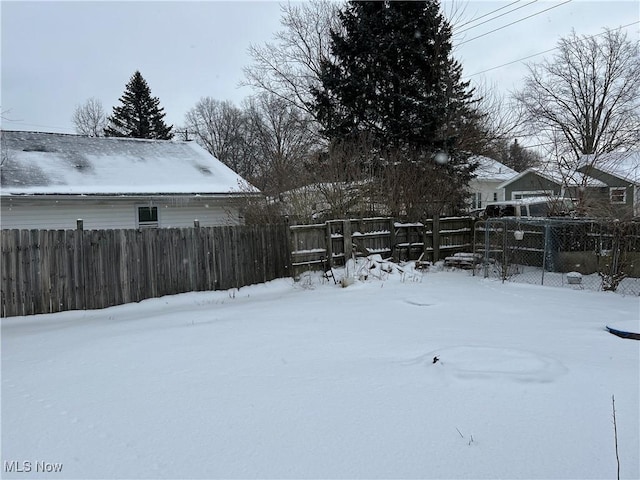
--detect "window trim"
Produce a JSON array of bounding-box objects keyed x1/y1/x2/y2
[
  {"x1": 137, "y1": 205, "x2": 159, "y2": 228},
  {"x1": 511, "y1": 190, "x2": 554, "y2": 200},
  {"x1": 609, "y1": 187, "x2": 627, "y2": 204}
]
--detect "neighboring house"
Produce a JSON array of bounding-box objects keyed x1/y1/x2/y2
[
  {"x1": 577, "y1": 152, "x2": 640, "y2": 217},
  {"x1": 497, "y1": 166, "x2": 607, "y2": 203},
  {"x1": 280, "y1": 156, "x2": 520, "y2": 222},
  {"x1": 498, "y1": 168, "x2": 563, "y2": 201},
  {"x1": 467, "y1": 155, "x2": 518, "y2": 210},
  {"x1": 0, "y1": 131, "x2": 258, "y2": 230},
  {"x1": 498, "y1": 154, "x2": 639, "y2": 217}
]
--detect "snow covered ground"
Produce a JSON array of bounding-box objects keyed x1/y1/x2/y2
[{"x1": 2, "y1": 259, "x2": 639, "y2": 479}]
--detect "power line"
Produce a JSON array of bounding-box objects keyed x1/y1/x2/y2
[
  {"x1": 469, "y1": 48, "x2": 557, "y2": 77},
  {"x1": 519, "y1": 140, "x2": 558, "y2": 150},
  {"x1": 456, "y1": 1, "x2": 539, "y2": 35},
  {"x1": 1, "y1": 120, "x2": 73, "y2": 133},
  {"x1": 467, "y1": 21, "x2": 640, "y2": 77},
  {"x1": 454, "y1": 0, "x2": 523, "y2": 30},
  {"x1": 457, "y1": 0, "x2": 573, "y2": 46}
]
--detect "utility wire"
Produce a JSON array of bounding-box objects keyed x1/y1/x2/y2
[
  {"x1": 456, "y1": 0, "x2": 539, "y2": 35},
  {"x1": 518, "y1": 140, "x2": 559, "y2": 150},
  {"x1": 469, "y1": 48, "x2": 557, "y2": 76},
  {"x1": 467, "y1": 20, "x2": 640, "y2": 77},
  {"x1": 457, "y1": 0, "x2": 573, "y2": 46},
  {"x1": 454, "y1": 0, "x2": 523, "y2": 29},
  {"x1": 1, "y1": 120, "x2": 73, "y2": 133}
]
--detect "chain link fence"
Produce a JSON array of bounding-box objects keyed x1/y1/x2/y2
[{"x1": 472, "y1": 218, "x2": 640, "y2": 296}]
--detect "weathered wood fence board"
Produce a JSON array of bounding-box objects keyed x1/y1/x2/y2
[
  {"x1": 290, "y1": 216, "x2": 475, "y2": 275},
  {"x1": 1, "y1": 224, "x2": 290, "y2": 318}
]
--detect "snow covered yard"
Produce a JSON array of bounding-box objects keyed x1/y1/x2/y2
[{"x1": 2, "y1": 265, "x2": 639, "y2": 479}]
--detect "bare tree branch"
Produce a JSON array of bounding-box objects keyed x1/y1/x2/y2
[
  {"x1": 513, "y1": 29, "x2": 640, "y2": 216},
  {"x1": 243, "y1": 93, "x2": 320, "y2": 196},
  {"x1": 184, "y1": 97, "x2": 255, "y2": 180},
  {"x1": 72, "y1": 98, "x2": 106, "y2": 136},
  {"x1": 513, "y1": 29, "x2": 640, "y2": 164},
  {"x1": 242, "y1": 0, "x2": 343, "y2": 117}
]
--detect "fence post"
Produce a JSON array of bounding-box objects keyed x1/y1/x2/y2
[
  {"x1": 325, "y1": 221, "x2": 333, "y2": 268},
  {"x1": 542, "y1": 222, "x2": 551, "y2": 285},
  {"x1": 389, "y1": 218, "x2": 397, "y2": 262},
  {"x1": 343, "y1": 219, "x2": 352, "y2": 260},
  {"x1": 432, "y1": 213, "x2": 441, "y2": 262},
  {"x1": 75, "y1": 219, "x2": 86, "y2": 310},
  {"x1": 194, "y1": 219, "x2": 200, "y2": 228},
  {"x1": 484, "y1": 220, "x2": 491, "y2": 278},
  {"x1": 283, "y1": 221, "x2": 292, "y2": 277}
]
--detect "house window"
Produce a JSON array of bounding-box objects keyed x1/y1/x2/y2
[
  {"x1": 512, "y1": 190, "x2": 554, "y2": 200},
  {"x1": 610, "y1": 188, "x2": 626, "y2": 204},
  {"x1": 475, "y1": 193, "x2": 482, "y2": 209},
  {"x1": 493, "y1": 192, "x2": 498, "y2": 202},
  {"x1": 138, "y1": 206, "x2": 159, "y2": 228},
  {"x1": 470, "y1": 192, "x2": 482, "y2": 209}
]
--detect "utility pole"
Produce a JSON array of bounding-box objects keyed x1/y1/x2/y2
[{"x1": 176, "y1": 129, "x2": 191, "y2": 141}]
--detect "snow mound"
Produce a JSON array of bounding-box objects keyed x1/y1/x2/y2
[{"x1": 424, "y1": 346, "x2": 567, "y2": 383}]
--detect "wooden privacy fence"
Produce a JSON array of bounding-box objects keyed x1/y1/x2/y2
[
  {"x1": 289, "y1": 216, "x2": 474, "y2": 275},
  {"x1": 1, "y1": 224, "x2": 291, "y2": 317}
]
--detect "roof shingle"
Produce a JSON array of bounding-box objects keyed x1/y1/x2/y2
[{"x1": 1, "y1": 131, "x2": 254, "y2": 195}]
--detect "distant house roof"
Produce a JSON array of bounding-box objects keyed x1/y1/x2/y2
[
  {"x1": 579, "y1": 151, "x2": 640, "y2": 184},
  {"x1": 497, "y1": 166, "x2": 607, "y2": 189},
  {"x1": 470, "y1": 155, "x2": 518, "y2": 182},
  {"x1": 0, "y1": 130, "x2": 256, "y2": 196}
]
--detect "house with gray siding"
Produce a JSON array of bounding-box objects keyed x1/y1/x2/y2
[
  {"x1": 577, "y1": 152, "x2": 640, "y2": 217},
  {"x1": 497, "y1": 168, "x2": 565, "y2": 201},
  {"x1": 0, "y1": 131, "x2": 258, "y2": 230},
  {"x1": 498, "y1": 154, "x2": 638, "y2": 217},
  {"x1": 498, "y1": 167, "x2": 609, "y2": 201}
]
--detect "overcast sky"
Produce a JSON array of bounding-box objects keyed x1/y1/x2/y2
[{"x1": 1, "y1": 0, "x2": 638, "y2": 135}]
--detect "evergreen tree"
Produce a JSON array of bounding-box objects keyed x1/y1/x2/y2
[
  {"x1": 105, "y1": 71, "x2": 173, "y2": 140},
  {"x1": 313, "y1": 1, "x2": 480, "y2": 216},
  {"x1": 507, "y1": 139, "x2": 540, "y2": 172}
]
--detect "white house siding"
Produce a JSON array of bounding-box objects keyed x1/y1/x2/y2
[
  {"x1": 1, "y1": 202, "x2": 132, "y2": 230},
  {"x1": 0, "y1": 197, "x2": 242, "y2": 230},
  {"x1": 468, "y1": 179, "x2": 506, "y2": 209},
  {"x1": 159, "y1": 204, "x2": 241, "y2": 228},
  {"x1": 466, "y1": 157, "x2": 517, "y2": 211}
]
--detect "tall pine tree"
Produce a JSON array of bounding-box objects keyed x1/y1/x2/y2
[
  {"x1": 105, "y1": 71, "x2": 173, "y2": 139},
  {"x1": 313, "y1": 1, "x2": 480, "y2": 217}
]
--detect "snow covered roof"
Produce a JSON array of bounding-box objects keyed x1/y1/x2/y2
[
  {"x1": 470, "y1": 155, "x2": 518, "y2": 182},
  {"x1": 497, "y1": 166, "x2": 607, "y2": 189},
  {"x1": 579, "y1": 151, "x2": 640, "y2": 184},
  {"x1": 537, "y1": 168, "x2": 607, "y2": 188},
  {"x1": 0, "y1": 130, "x2": 256, "y2": 196}
]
